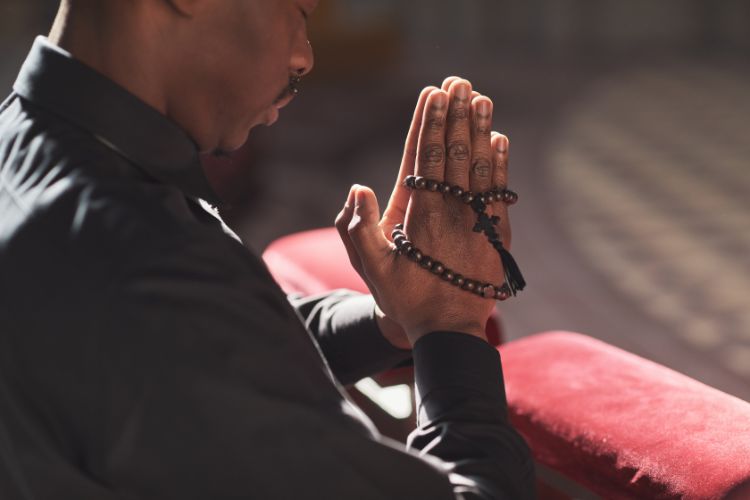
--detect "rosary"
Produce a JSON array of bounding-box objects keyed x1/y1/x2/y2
[{"x1": 394, "y1": 175, "x2": 526, "y2": 301}]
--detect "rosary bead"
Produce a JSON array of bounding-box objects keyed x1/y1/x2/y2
[
  {"x1": 494, "y1": 191, "x2": 503, "y2": 202},
  {"x1": 461, "y1": 192, "x2": 475, "y2": 204},
  {"x1": 408, "y1": 248, "x2": 423, "y2": 263},
  {"x1": 395, "y1": 223, "x2": 404, "y2": 230},
  {"x1": 482, "y1": 285, "x2": 496, "y2": 299},
  {"x1": 426, "y1": 180, "x2": 439, "y2": 192},
  {"x1": 405, "y1": 176, "x2": 416, "y2": 189},
  {"x1": 401, "y1": 242, "x2": 414, "y2": 254},
  {"x1": 431, "y1": 262, "x2": 445, "y2": 275},
  {"x1": 452, "y1": 275, "x2": 465, "y2": 287},
  {"x1": 393, "y1": 235, "x2": 407, "y2": 248},
  {"x1": 450, "y1": 186, "x2": 464, "y2": 197},
  {"x1": 420, "y1": 257, "x2": 433, "y2": 269},
  {"x1": 495, "y1": 284, "x2": 511, "y2": 301},
  {"x1": 503, "y1": 190, "x2": 518, "y2": 205},
  {"x1": 439, "y1": 183, "x2": 451, "y2": 194},
  {"x1": 442, "y1": 269, "x2": 455, "y2": 281},
  {"x1": 414, "y1": 176, "x2": 427, "y2": 189},
  {"x1": 462, "y1": 280, "x2": 476, "y2": 292}
]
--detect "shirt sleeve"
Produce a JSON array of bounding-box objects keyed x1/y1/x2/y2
[
  {"x1": 288, "y1": 290, "x2": 413, "y2": 385},
  {"x1": 408, "y1": 332, "x2": 536, "y2": 499},
  {"x1": 43, "y1": 230, "x2": 534, "y2": 499}
]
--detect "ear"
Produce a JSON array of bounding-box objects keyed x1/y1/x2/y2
[{"x1": 162, "y1": 0, "x2": 200, "y2": 17}]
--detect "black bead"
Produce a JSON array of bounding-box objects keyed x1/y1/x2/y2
[
  {"x1": 426, "y1": 180, "x2": 439, "y2": 192},
  {"x1": 461, "y1": 192, "x2": 475, "y2": 204},
  {"x1": 442, "y1": 269, "x2": 455, "y2": 281},
  {"x1": 408, "y1": 248, "x2": 423, "y2": 262},
  {"x1": 494, "y1": 191, "x2": 503, "y2": 202},
  {"x1": 414, "y1": 176, "x2": 427, "y2": 189},
  {"x1": 431, "y1": 262, "x2": 445, "y2": 275},
  {"x1": 503, "y1": 190, "x2": 518, "y2": 205},
  {"x1": 451, "y1": 186, "x2": 464, "y2": 197},
  {"x1": 462, "y1": 280, "x2": 476, "y2": 292},
  {"x1": 394, "y1": 223, "x2": 404, "y2": 230},
  {"x1": 405, "y1": 176, "x2": 416, "y2": 189},
  {"x1": 401, "y1": 242, "x2": 414, "y2": 254},
  {"x1": 439, "y1": 183, "x2": 451, "y2": 194},
  {"x1": 452, "y1": 275, "x2": 465, "y2": 287},
  {"x1": 393, "y1": 235, "x2": 407, "y2": 248}
]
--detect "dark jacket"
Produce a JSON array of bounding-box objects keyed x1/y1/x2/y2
[{"x1": 0, "y1": 37, "x2": 534, "y2": 499}]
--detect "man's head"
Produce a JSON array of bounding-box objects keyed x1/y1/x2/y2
[{"x1": 50, "y1": 0, "x2": 317, "y2": 154}]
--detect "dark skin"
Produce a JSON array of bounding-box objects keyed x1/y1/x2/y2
[
  {"x1": 49, "y1": 1, "x2": 514, "y2": 350},
  {"x1": 336, "y1": 77, "x2": 513, "y2": 348}
]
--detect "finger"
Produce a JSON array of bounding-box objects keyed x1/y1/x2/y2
[
  {"x1": 491, "y1": 133, "x2": 512, "y2": 248},
  {"x1": 383, "y1": 86, "x2": 438, "y2": 225},
  {"x1": 414, "y1": 89, "x2": 448, "y2": 183},
  {"x1": 441, "y1": 76, "x2": 461, "y2": 91},
  {"x1": 335, "y1": 185, "x2": 363, "y2": 272},
  {"x1": 469, "y1": 96, "x2": 494, "y2": 193},
  {"x1": 348, "y1": 186, "x2": 392, "y2": 265},
  {"x1": 491, "y1": 132, "x2": 510, "y2": 188},
  {"x1": 444, "y1": 79, "x2": 472, "y2": 189}
]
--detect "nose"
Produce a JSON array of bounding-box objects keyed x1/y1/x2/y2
[{"x1": 291, "y1": 39, "x2": 314, "y2": 77}]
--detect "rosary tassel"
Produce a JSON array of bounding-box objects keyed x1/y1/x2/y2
[{"x1": 492, "y1": 240, "x2": 526, "y2": 295}]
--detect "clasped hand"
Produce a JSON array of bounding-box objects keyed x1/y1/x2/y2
[{"x1": 336, "y1": 77, "x2": 513, "y2": 348}]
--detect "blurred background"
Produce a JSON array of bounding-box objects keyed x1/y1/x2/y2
[{"x1": 2, "y1": 0, "x2": 748, "y2": 401}]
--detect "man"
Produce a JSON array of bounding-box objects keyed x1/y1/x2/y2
[{"x1": 0, "y1": 0, "x2": 535, "y2": 498}]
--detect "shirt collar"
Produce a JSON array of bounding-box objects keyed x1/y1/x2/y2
[{"x1": 13, "y1": 36, "x2": 221, "y2": 205}]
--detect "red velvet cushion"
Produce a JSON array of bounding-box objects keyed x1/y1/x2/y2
[
  {"x1": 500, "y1": 332, "x2": 750, "y2": 499},
  {"x1": 263, "y1": 227, "x2": 503, "y2": 345}
]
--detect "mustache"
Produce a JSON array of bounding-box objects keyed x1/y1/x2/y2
[{"x1": 274, "y1": 74, "x2": 303, "y2": 104}]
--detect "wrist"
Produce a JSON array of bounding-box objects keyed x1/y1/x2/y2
[
  {"x1": 374, "y1": 304, "x2": 412, "y2": 350},
  {"x1": 406, "y1": 320, "x2": 488, "y2": 344}
]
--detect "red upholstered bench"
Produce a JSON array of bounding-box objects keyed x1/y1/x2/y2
[
  {"x1": 501, "y1": 332, "x2": 750, "y2": 499},
  {"x1": 263, "y1": 227, "x2": 750, "y2": 499}
]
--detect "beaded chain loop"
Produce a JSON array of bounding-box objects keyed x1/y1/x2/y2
[
  {"x1": 391, "y1": 224, "x2": 512, "y2": 301},
  {"x1": 398, "y1": 175, "x2": 527, "y2": 300},
  {"x1": 403, "y1": 175, "x2": 519, "y2": 206}
]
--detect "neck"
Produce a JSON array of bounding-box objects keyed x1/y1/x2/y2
[{"x1": 48, "y1": 1, "x2": 169, "y2": 115}]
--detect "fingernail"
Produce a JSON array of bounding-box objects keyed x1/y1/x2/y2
[
  {"x1": 354, "y1": 188, "x2": 365, "y2": 207},
  {"x1": 433, "y1": 91, "x2": 447, "y2": 108},
  {"x1": 496, "y1": 137, "x2": 508, "y2": 152},
  {"x1": 456, "y1": 83, "x2": 470, "y2": 99},
  {"x1": 477, "y1": 100, "x2": 491, "y2": 116}
]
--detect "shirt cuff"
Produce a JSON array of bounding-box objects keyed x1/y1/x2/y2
[
  {"x1": 325, "y1": 293, "x2": 413, "y2": 384},
  {"x1": 412, "y1": 331, "x2": 508, "y2": 423}
]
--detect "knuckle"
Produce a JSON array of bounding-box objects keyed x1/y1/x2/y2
[
  {"x1": 476, "y1": 124, "x2": 491, "y2": 135},
  {"x1": 426, "y1": 116, "x2": 445, "y2": 130},
  {"x1": 447, "y1": 142, "x2": 470, "y2": 161},
  {"x1": 449, "y1": 107, "x2": 469, "y2": 121},
  {"x1": 472, "y1": 158, "x2": 492, "y2": 178},
  {"x1": 420, "y1": 143, "x2": 445, "y2": 166}
]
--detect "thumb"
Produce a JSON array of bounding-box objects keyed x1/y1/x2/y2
[{"x1": 348, "y1": 186, "x2": 391, "y2": 260}]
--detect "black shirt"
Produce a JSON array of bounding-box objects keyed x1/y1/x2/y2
[{"x1": 0, "y1": 37, "x2": 534, "y2": 499}]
